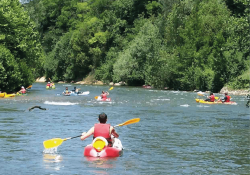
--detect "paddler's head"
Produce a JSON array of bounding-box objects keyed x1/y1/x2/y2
[
  {"x1": 210, "y1": 92, "x2": 213, "y2": 95},
  {"x1": 98, "y1": 113, "x2": 107, "y2": 123},
  {"x1": 225, "y1": 92, "x2": 228, "y2": 95},
  {"x1": 102, "y1": 91, "x2": 105, "y2": 94},
  {"x1": 66, "y1": 87, "x2": 68, "y2": 90}
]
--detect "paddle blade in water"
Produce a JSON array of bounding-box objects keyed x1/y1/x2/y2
[
  {"x1": 43, "y1": 138, "x2": 66, "y2": 149},
  {"x1": 95, "y1": 96, "x2": 99, "y2": 99},
  {"x1": 109, "y1": 87, "x2": 113, "y2": 91}
]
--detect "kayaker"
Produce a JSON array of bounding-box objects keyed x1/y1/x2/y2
[
  {"x1": 100, "y1": 91, "x2": 109, "y2": 100},
  {"x1": 204, "y1": 92, "x2": 215, "y2": 102},
  {"x1": 19, "y1": 86, "x2": 26, "y2": 94},
  {"x1": 46, "y1": 82, "x2": 51, "y2": 88},
  {"x1": 221, "y1": 92, "x2": 231, "y2": 102},
  {"x1": 63, "y1": 87, "x2": 70, "y2": 94},
  {"x1": 81, "y1": 113, "x2": 119, "y2": 147},
  {"x1": 71, "y1": 87, "x2": 76, "y2": 92}
]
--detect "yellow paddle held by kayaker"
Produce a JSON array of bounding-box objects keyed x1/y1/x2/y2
[
  {"x1": 95, "y1": 87, "x2": 113, "y2": 99},
  {"x1": 43, "y1": 118, "x2": 140, "y2": 149}
]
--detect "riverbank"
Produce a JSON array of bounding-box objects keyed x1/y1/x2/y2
[{"x1": 220, "y1": 86, "x2": 249, "y2": 96}]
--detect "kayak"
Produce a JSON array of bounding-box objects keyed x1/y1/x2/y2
[
  {"x1": 46, "y1": 85, "x2": 55, "y2": 89},
  {"x1": 0, "y1": 93, "x2": 15, "y2": 98},
  {"x1": 84, "y1": 137, "x2": 123, "y2": 157},
  {"x1": 196, "y1": 99, "x2": 237, "y2": 105},
  {"x1": 96, "y1": 96, "x2": 111, "y2": 102},
  {"x1": 70, "y1": 91, "x2": 90, "y2": 96},
  {"x1": 16, "y1": 92, "x2": 27, "y2": 96}
]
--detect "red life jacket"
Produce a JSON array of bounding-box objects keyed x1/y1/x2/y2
[
  {"x1": 21, "y1": 89, "x2": 26, "y2": 94},
  {"x1": 101, "y1": 93, "x2": 107, "y2": 99},
  {"x1": 46, "y1": 83, "x2": 50, "y2": 87},
  {"x1": 93, "y1": 123, "x2": 112, "y2": 146},
  {"x1": 210, "y1": 95, "x2": 215, "y2": 102},
  {"x1": 225, "y1": 95, "x2": 230, "y2": 102}
]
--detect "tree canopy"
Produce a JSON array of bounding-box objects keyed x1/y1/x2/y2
[{"x1": 2, "y1": 0, "x2": 249, "y2": 92}]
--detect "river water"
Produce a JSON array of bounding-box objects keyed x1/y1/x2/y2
[{"x1": 0, "y1": 83, "x2": 249, "y2": 174}]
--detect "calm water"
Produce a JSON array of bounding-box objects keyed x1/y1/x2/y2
[{"x1": 0, "y1": 83, "x2": 249, "y2": 174}]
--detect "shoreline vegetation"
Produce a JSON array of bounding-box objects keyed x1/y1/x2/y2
[
  {"x1": 1, "y1": 1, "x2": 249, "y2": 93},
  {"x1": 36, "y1": 76, "x2": 249, "y2": 96}
]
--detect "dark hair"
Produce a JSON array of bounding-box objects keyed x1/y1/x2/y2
[
  {"x1": 225, "y1": 92, "x2": 228, "y2": 95},
  {"x1": 210, "y1": 92, "x2": 213, "y2": 95},
  {"x1": 74, "y1": 87, "x2": 76, "y2": 89},
  {"x1": 99, "y1": 113, "x2": 107, "y2": 123}
]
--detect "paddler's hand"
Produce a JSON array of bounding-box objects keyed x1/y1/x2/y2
[{"x1": 81, "y1": 132, "x2": 86, "y2": 136}]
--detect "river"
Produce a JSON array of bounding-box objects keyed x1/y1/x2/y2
[{"x1": 0, "y1": 83, "x2": 249, "y2": 174}]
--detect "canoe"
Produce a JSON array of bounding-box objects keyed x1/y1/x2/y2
[
  {"x1": 196, "y1": 99, "x2": 237, "y2": 105},
  {"x1": 0, "y1": 93, "x2": 15, "y2": 98},
  {"x1": 84, "y1": 137, "x2": 123, "y2": 157},
  {"x1": 96, "y1": 96, "x2": 111, "y2": 102}
]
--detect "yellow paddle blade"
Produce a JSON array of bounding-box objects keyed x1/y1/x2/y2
[
  {"x1": 215, "y1": 97, "x2": 219, "y2": 100},
  {"x1": 43, "y1": 138, "x2": 66, "y2": 149},
  {"x1": 197, "y1": 93, "x2": 205, "y2": 96},
  {"x1": 115, "y1": 118, "x2": 140, "y2": 127},
  {"x1": 109, "y1": 87, "x2": 113, "y2": 91},
  {"x1": 95, "y1": 96, "x2": 99, "y2": 99}
]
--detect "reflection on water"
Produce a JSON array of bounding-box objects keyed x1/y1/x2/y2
[{"x1": 43, "y1": 153, "x2": 63, "y2": 171}]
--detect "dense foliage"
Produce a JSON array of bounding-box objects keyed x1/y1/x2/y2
[
  {"x1": 8, "y1": 0, "x2": 250, "y2": 92},
  {"x1": 0, "y1": 0, "x2": 44, "y2": 92}
]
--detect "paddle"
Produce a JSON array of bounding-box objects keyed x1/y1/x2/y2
[
  {"x1": 197, "y1": 93, "x2": 219, "y2": 100},
  {"x1": 43, "y1": 118, "x2": 140, "y2": 149},
  {"x1": 95, "y1": 87, "x2": 113, "y2": 99}
]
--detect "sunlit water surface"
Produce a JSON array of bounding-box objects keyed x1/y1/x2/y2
[{"x1": 0, "y1": 83, "x2": 249, "y2": 174}]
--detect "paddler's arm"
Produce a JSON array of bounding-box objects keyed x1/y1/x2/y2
[
  {"x1": 81, "y1": 127, "x2": 94, "y2": 140},
  {"x1": 110, "y1": 126, "x2": 119, "y2": 138}
]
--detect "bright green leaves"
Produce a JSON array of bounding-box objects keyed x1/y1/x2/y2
[{"x1": 0, "y1": 0, "x2": 43, "y2": 92}]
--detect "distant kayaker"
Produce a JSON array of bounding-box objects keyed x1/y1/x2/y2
[
  {"x1": 19, "y1": 86, "x2": 26, "y2": 94},
  {"x1": 63, "y1": 87, "x2": 70, "y2": 94},
  {"x1": 221, "y1": 92, "x2": 231, "y2": 102},
  {"x1": 100, "y1": 91, "x2": 109, "y2": 100},
  {"x1": 204, "y1": 92, "x2": 215, "y2": 102},
  {"x1": 46, "y1": 82, "x2": 51, "y2": 88},
  {"x1": 81, "y1": 113, "x2": 119, "y2": 147}
]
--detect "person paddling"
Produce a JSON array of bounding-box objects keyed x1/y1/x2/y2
[
  {"x1": 221, "y1": 92, "x2": 231, "y2": 102},
  {"x1": 19, "y1": 86, "x2": 26, "y2": 94},
  {"x1": 204, "y1": 92, "x2": 215, "y2": 102},
  {"x1": 63, "y1": 87, "x2": 70, "y2": 95},
  {"x1": 81, "y1": 113, "x2": 119, "y2": 147},
  {"x1": 100, "y1": 91, "x2": 109, "y2": 100}
]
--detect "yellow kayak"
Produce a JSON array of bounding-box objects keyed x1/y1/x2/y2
[
  {"x1": 0, "y1": 93, "x2": 16, "y2": 98},
  {"x1": 195, "y1": 99, "x2": 237, "y2": 105}
]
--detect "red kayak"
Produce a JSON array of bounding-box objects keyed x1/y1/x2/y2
[
  {"x1": 83, "y1": 137, "x2": 123, "y2": 157},
  {"x1": 96, "y1": 96, "x2": 111, "y2": 102}
]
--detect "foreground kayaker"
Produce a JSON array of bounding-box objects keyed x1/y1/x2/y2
[
  {"x1": 81, "y1": 113, "x2": 119, "y2": 146},
  {"x1": 204, "y1": 92, "x2": 215, "y2": 102}
]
